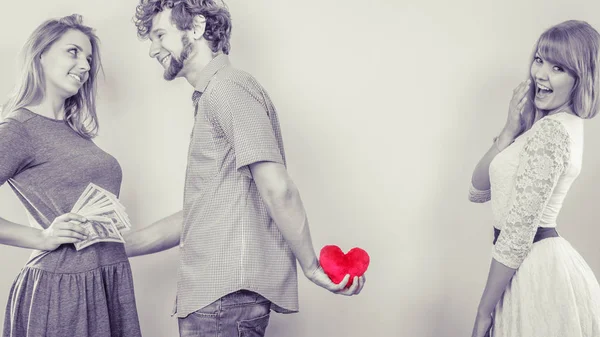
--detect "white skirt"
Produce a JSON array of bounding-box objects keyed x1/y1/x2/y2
[{"x1": 492, "y1": 237, "x2": 600, "y2": 337}]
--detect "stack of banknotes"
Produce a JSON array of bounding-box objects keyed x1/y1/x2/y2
[{"x1": 71, "y1": 183, "x2": 131, "y2": 251}]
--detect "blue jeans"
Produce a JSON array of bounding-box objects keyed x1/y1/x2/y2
[{"x1": 178, "y1": 290, "x2": 272, "y2": 337}]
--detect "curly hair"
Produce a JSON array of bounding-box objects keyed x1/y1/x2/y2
[
  {"x1": 2, "y1": 14, "x2": 102, "y2": 139},
  {"x1": 133, "y1": 0, "x2": 232, "y2": 54}
]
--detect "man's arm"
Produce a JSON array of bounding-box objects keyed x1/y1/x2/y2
[
  {"x1": 249, "y1": 161, "x2": 364, "y2": 295},
  {"x1": 249, "y1": 161, "x2": 317, "y2": 273},
  {"x1": 123, "y1": 210, "x2": 183, "y2": 257}
]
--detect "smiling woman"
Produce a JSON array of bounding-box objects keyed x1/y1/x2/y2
[
  {"x1": 40, "y1": 30, "x2": 93, "y2": 107},
  {"x1": 2, "y1": 15, "x2": 102, "y2": 138},
  {"x1": 468, "y1": 20, "x2": 600, "y2": 337},
  {"x1": 0, "y1": 14, "x2": 142, "y2": 337},
  {"x1": 531, "y1": 52, "x2": 576, "y2": 112}
]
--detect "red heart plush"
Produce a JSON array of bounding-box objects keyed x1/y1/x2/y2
[{"x1": 319, "y1": 245, "x2": 370, "y2": 288}]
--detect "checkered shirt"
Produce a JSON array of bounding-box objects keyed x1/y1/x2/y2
[{"x1": 172, "y1": 54, "x2": 299, "y2": 318}]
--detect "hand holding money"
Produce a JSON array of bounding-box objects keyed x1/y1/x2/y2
[
  {"x1": 71, "y1": 183, "x2": 132, "y2": 251},
  {"x1": 39, "y1": 213, "x2": 89, "y2": 251}
]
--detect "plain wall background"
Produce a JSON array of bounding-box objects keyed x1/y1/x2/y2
[{"x1": 2, "y1": 0, "x2": 600, "y2": 336}]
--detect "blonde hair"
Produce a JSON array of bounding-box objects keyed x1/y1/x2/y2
[
  {"x1": 520, "y1": 20, "x2": 600, "y2": 133},
  {"x1": 2, "y1": 14, "x2": 102, "y2": 139}
]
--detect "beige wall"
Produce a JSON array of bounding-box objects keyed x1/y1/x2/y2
[{"x1": 2, "y1": 0, "x2": 600, "y2": 336}]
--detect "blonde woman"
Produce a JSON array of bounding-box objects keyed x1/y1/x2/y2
[
  {"x1": 0, "y1": 15, "x2": 141, "y2": 337},
  {"x1": 469, "y1": 20, "x2": 600, "y2": 337}
]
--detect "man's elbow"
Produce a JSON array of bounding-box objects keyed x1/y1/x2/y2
[{"x1": 261, "y1": 177, "x2": 298, "y2": 208}]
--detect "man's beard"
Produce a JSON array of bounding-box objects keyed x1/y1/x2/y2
[{"x1": 164, "y1": 35, "x2": 194, "y2": 81}]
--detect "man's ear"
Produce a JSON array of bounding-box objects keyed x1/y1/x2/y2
[{"x1": 191, "y1": 15, "x2": 207, "y2": 40}]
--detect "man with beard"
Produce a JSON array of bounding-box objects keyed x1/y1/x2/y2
[{"x1": 124, "y1": 1, "x2": 366, "y2": 336}]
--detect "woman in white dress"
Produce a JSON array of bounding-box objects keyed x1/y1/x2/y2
[{"x1": 469, "y1": 20, "x2": 600, "y2": 337}]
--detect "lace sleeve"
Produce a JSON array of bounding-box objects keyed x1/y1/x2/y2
[
  {"x1": 468, "y1": 136, "x2": 499, "y2": 203},
  {"x1": 468, "y1": 184, "x2": 491, "y2": 203},
  {"x1": 492, "y1": 119, "x2": 570, "y2": 269}
]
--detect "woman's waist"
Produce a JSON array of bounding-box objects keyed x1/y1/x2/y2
[
  {"x1": 26, "y1": 242, "x2": 129, "y2": 273},
  {"x1": 493, "y1": 208, "x2": 560, "y2": 227},
  {"x1": 492, "y1": 226, "x2": 560, "y2": 245},
  {"x1": 493, "y1": 211, "x2": 559, "y2": 228}
]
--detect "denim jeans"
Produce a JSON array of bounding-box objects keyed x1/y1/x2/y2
[{"x1": 178, "y1": 290, "x2": 272, "y2": 337}]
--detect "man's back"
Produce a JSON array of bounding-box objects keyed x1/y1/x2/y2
[{"x1": 175, "y1": 54, "x2": 299, "y2": 318}]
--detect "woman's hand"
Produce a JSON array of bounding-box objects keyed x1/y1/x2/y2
[
  {"x1": 37, "y1": 213, "x2": 88, "y2": 251},
  {"x1": 501, "y1": 78, "x2": 531, "y2": 139},
  {"x1": 471, "y1": 312, "x2": 493, "y2": 337}
]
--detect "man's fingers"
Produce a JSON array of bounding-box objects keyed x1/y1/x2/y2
[
  {"x1": 356, "y1": 275, "x2": 366, "y2": 295},
  {"x1": 338, "y1": 276, "x2": 360, "y2": 296},
  {"x1": 348, "y1": 276, "x2": 360, "y2": 294},
  {"x1": 332, "y1": 274, "x2": 350, "y2": 292}
]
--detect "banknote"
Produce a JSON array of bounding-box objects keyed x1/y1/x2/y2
[
  {"x1": 71, "y1": 183, "x2": 132, "y2": 250},
  {"x1": 74, "y1": 216, "x2": 125, "y2": 251}
]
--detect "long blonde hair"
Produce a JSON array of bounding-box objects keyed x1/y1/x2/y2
[
  {"x1": 520, "y1": 20, "x2": 600, "y2": 135},
  {"x1": 1, "y1": 14, "x2": 103, "y2": 139}
]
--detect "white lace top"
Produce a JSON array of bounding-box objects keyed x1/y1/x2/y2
[{"x1": 469, "y1": 112, "x2": 583, "y2": 268}]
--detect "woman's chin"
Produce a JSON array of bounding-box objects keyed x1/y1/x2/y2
[{"x1": 60, "y1": 87, "x2": 81, "y2": 100}]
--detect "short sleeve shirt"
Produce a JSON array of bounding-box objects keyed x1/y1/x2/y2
[{"x1": 173, "y1": 54, "x2": 299, "y2": 318}]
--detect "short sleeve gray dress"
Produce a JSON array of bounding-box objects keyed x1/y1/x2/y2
[{"x1": 0, "y1": 109, "x2": 142, "y2": 337}]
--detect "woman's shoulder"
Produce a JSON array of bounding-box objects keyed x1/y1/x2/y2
[
  {"x1": 2, "y1": 108, "x2": 38, "y2": 125},
  {"x1": 0, "y1": 109, "x2": 37, "y2": 140},
  {"x1": 522, "y1": 115, "x2": 572, "y2": 155},
  {"x1": 525, "y1": 113, "x2": 582, "y2": 168},
  {"x1": 532, "y1": 112, "x2": 581, "y2": 140},
  {"x1": 545, "y1": 112, "x2": 583, "y2": 141}
]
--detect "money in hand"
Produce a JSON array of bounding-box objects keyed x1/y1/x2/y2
[
  {"x1": 74, "y1": 216, "x2": 125, "y2": 251},
  {"x1": 71, "y1": 183, "x2": 132, "y2": 250}
]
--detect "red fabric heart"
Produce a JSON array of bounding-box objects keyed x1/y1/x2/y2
[{"x1": 319, "y1": 245, "x2": 370, "y2": 288}]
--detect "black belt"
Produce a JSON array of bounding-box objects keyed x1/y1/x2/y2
[{"x1": 493, "y1": 227, "x2": 559, "y2": 245}]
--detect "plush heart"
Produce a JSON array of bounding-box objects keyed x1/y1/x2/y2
[{"x1": 319, "y1": 245, "x2": 370, "y2": 288}]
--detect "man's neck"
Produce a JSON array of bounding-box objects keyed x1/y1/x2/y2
[{"x1": 182, "y1": 47, "x2": 219, "y2": 91}]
